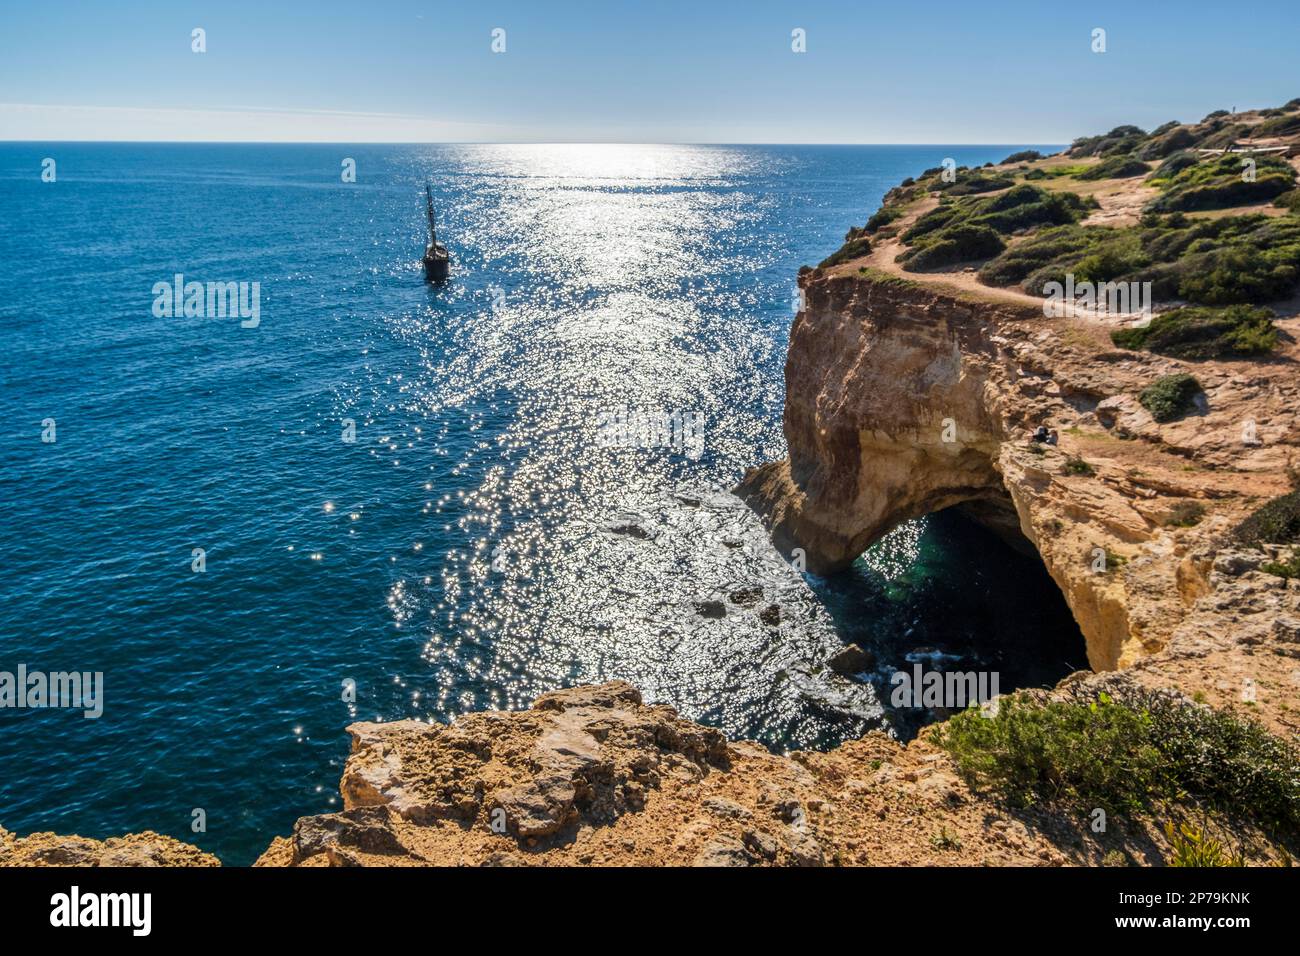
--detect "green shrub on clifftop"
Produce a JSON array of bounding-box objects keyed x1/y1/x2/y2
[
  {"x1": 865, "y1": 206, "x2": 905, "y2": 233},
  {"x1": 1077, "y1": 155, "x2": 1150, "y2": 180},
  {"x1": 935, "y1": 688, "x2": 1300, "y2": 835},
  {"x1": 1139, "y1": 373, "x2": 1202, "y2": 422},
  {"x1": 1000, "y1": 149, "x2": 1045, "y2": 164},
  {"x1": 976, "y1": 212, "x2": 1300, "y2": 305},
  {"x1": 932, "y1": 171, "x2": 1015, "y2": 195},
  {"x1": 1275, "y1": 190, "x2": 1300, "y2": 214},
  {"x1": 818, "y1": 235, "x2": 872, "y2": 269},
  {"x1": 898, "y1": 224, "x2": 1004, "y2": 271},
  {"x1": 1110, "y1": 305, "x2": 1278, "y2": 359},
  {"x1": 1261, "y1": 550, "x2": 1300, "y2": 579},
  {"x1": 1146, "y1": 153, "x2": 1297, "y2": 213}
]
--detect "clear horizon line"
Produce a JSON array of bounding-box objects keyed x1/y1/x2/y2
[{"x1": 0, "y1": 103, "x2": 1076, "y2": 147}]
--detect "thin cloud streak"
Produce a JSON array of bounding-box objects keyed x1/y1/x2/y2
[{"x1": 0, "y1": 103, "x2": 525, "y2": 143}]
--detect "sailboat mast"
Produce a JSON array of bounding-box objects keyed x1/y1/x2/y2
[{"x1": 425, "y1": 184, "x2": 437, "y2": 246}]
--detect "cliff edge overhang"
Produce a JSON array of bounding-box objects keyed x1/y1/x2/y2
[{"x1": 738, "y1": 267, "x2": 1299, "y2": 672}]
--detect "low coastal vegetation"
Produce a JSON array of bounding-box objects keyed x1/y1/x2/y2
[
  {"x1": 936, "y1": 687, "x2": 1300, "y2": 840},
  {"x1": 1063, "y1": 455, "x2": 1094, "y2": 476},
  {"x1": 981, "y1": 215, "x2": 1300, "y2": 306},
  {"x1": 1276, "y1": 189, "x2": 1300, "y2": 213},
  {"x1": 821, "y1": 99, "x2": 1299, "y2": 358},
  {"x1": 1164, "y1": 821, "x2": 1246, "y2": 867},
  {"x1": 999, "y1": 149, "x2": 1044, "y2": 165},
  {"x1": 1110, "y1": 305, "x2": 1278, "y2": 359},
  {"x1": 931, "y1": 170, "x2": 1014, "y2": 196},
  {"x1": 1075, "y1": 155, "x2": 1150, "y2": 181},
  {"x1": 1164, "y1": 500, "x2": 1206, "y2": 528},
  {"x1": 1261, "y1": 550, "x2": 1300, "y2": 579},
  {"x1": 896, "y1": 184, "x2": 1092, "y2": 272},
  {"x1": 1146, "y1": 152, "x2": 1296, "y2": 211},
  {"x1": 1138, "y1": 373, "x2": 1202, "y2": 422},
  {"x1": 898, "y1": 223, "x2": 1004, "y2": 271},
  {"x1": 818, "y1": 234, "x2": 871, "y2": 269},
  {"x1": 1234, "y1": 490, "x2": 1300, "y2": 546}
]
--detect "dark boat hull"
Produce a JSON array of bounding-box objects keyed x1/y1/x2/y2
[{"x1": 423, "y1": 254, "x2": 450, "y2": 283}]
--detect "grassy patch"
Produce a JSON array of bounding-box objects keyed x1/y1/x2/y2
[
  {"x1": 855, "y1": 266, "x2": 922, "y2": 289},
  {"x1": 1164, "y1": 500, "x2": 1207, "y2": 528},
  {"x1": 1023, "y1": 164, "x2": 1095, "y2": 181},
  {"x1": 1139, "y1": 373, "x2": 1202, "y2": 422},
  {"x1": 1064, "y1": 456, "x2": 1094, "y2": 476},
  {"x1": 1110, "y1": 305, "x2": 1278, "y2": 359},
  {"x1": 935, "y1": 688, "x2": 1300, "y2": 835}
]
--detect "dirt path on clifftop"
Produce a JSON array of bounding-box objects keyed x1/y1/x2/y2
[{"x1": 826, "y1": 196, "x2": 1153, "y2": 324}]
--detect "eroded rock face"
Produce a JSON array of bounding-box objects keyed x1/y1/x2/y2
[
  {"x1": 739, "y1": 276, "x2": 1011, "y2": 573},
  {"x1": 739, "y1": 269, "x2": 1300, "y2": 671},
  {"x1": 0, "y1": 827, "x2": 219, "y2": 867},
  {"x1": 257, "y1": 675, "x2": 1300, "y2": 868},
  {"x1": 254, "y1": 680, "x2": 1096, "y2": 867},
  {"x1": 264, "y1": 682, "x2": 741, "y2": 866}
]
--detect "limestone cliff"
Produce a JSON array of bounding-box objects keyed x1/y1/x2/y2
[{"x1": 738, "y1": 267, "x2": 1300, "y2": 674}]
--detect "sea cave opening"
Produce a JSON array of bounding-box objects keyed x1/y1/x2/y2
[{"x1": 808, "y1": 501, "x2": 1090, "y2": 740}]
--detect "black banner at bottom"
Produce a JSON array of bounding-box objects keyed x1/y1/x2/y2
[{"x1": 0, "y1": 864, "x2": 1286, "y2": 941}]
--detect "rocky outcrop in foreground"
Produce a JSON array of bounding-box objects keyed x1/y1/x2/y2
[
  {"x1": 253, "y1": 680, "x2": 1079, "y2": 867},
  {"x1": 254, "y1": 676, "x2": 1300, "y2": 868},
  {"x1": 6, "y1": 668, "x2": 1293, "y2": 867},
  {"x1": 0, "y1": 826, "x2": 219, "y2": 867}
]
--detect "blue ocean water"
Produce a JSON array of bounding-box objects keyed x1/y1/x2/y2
[{"x1": 0, "y1": 142, "x2": 1080, "y2": 864}]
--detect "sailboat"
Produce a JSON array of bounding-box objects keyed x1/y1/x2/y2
[{"x1": 422, "y1": 183, "x2": 450, "y2": 283}]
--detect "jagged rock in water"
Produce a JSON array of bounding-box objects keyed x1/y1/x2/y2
[{"x1": 828, "y1": 643, "x2": 875, "y2": 675}]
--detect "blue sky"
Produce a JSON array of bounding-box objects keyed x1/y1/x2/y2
[{"x1": 1, "y1": 0, "x2": 1296, "y2": 142}]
